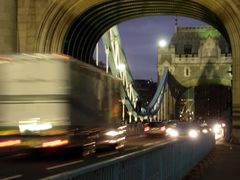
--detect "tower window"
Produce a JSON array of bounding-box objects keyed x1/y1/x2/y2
[
  {"x1": 184, "y1": 45, "x2": 192, "y2": 54},
  {"x1": 184, "y1": 67, "x2": 190, "y2": 77}
]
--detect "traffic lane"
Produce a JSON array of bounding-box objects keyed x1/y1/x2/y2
[
  {"x1": 126, "y1": 134, "x2": 171, "y2": 148},
  {"x1": 0, "y1": 147, "x2": 91, "y2": 180},
  {"x1": 0, "y1": 135, "x2": 173, "y2": 180}
]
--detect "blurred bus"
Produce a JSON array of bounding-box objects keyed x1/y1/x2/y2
[{"x1": 0, "y1": 54, "x2": 126, "y2": 156}]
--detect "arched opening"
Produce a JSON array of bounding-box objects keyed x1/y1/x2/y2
[
  {"x1": 176, "y1": 85, "x2": 231, "y2": 123},
  {"x1": 35, "y1": 0, "x2": 240, "y2": 142},
  {"x1": 195, "y1": 84, "x2": 231, "y2": 122}
]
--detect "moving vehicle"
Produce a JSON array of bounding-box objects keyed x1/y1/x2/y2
[
  {"x1": 165, "y1": 120, "x2": 200, "y2": 139},
  {"x1": 0, "y1": 53, "x2": 126, "y2": 155},
  {"x1": 144, "y1": 121, "x2": 166, "y2": 137}
]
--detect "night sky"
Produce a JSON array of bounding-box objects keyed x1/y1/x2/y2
[{"x1": 97, "y1": 16, "x2": 208, "y2": 82}]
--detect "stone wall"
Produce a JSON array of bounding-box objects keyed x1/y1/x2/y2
[
  {"x1": 0, "y1": 0, "x2": 17, "y2": 53},
  {"x1": 17, "y1": 0, "x2": 52, "y2": 52}
]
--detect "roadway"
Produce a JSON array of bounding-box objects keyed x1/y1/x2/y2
[{"x1": 0, "y1": 135, "x2": 174, "y2": 180}]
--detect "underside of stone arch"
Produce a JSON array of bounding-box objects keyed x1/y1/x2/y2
[{"x1": 36, "y1": 0, "x2": 232, "y2": 62}]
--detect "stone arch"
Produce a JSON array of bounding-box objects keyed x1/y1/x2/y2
[
  {"x1": 36, "y1": 0, "x2": 232, "y2": 62},
  {"x1": 35, "y1": 0, "x2": 240, "y2": 142}
]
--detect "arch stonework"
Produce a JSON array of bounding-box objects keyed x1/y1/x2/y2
[{"x1": 1, "y1": 0, "x2": 240, "y2": 142}]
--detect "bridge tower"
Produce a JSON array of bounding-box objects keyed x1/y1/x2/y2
[
  {"x1": 157, "y1": 26, "x2": 232, "y2": 126},
  {"x1": 157, "y1": 45, "x2": 176, "y2": 121}
]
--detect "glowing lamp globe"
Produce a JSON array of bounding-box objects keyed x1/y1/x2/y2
[{"x1": 158, "y1": 39, "x2": 167, "y2": 48}]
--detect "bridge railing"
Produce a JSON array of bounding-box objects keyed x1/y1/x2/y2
[{"x1": 43, "y1": 134, "x2": 215, "y2": 180}]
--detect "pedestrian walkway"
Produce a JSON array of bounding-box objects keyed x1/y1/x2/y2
[{"x1": 185, "y1": 140, "x2": 240, "y2": 180}]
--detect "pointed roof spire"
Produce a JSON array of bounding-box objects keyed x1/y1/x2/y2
[{"x1": 175, "y1": 16, "x2": 178, "y2": 32}]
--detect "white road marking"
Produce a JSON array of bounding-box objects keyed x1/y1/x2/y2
[
  {"x1": 97, "y1": 151, "x2": 118, "y2": 158},
  {"x1": 124, "y1": 147, "x2": 138, "y2": 151},
  {"x1": 143, "y1": 143, "x2": 154, "y2": 147},
  {"x1": 46, "y1": 160, "x2": 84, "y2": 170},
  {"x1": 0, "y1": 175, "x2": 22, "y2": 180}
]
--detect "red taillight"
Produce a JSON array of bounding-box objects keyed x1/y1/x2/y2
[
  {"x1": 42, "y1": 139, "x2": 69, "y2": 148},
  {"x1": 0, "y1": 139, "x2": 21, "y2": 147},
  {"x1": 144, "y1": 126, "x2": 150, "y2": 132},
  {"x1": 160, "y1": 126, "x2": 166, "y2": 131}
]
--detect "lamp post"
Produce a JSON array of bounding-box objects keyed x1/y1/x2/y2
[{"x1": 116, "y1": 63, "x2": 126, "y2": 82}]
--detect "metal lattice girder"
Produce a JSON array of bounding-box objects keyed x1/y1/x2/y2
[
  {"x1": 102, "y1": 26, "x2": 169, "y2": 118},
  {"x1": 102, "y1": 26, "x2": 140, "y2": 117},
  {"x1": 146, "y1": 67, "x2": 168, "y2": 115}
]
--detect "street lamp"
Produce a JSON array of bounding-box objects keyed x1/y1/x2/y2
[
  {"x1": 117, "y1": 63, "x2": 126, "y2": 72},
  {"x1": 158, "y1": 39, "x2": 167, "y2": 48}
]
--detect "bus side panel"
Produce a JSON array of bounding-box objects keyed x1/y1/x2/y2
[
  {"x1": 0, "y1": 59, "x2": 70, "y2": 130},
  {"x1": 70, "y1": 63, "x2": 123, "y2": 128}
]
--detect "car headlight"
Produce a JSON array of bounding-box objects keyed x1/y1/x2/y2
[
  {"x1": 188, "y1": 129, "x2": 198, "y2": 138},
  {"x1": 105, "y1": 130, "x2": 119, "y2": 137},
  {"x1": 166, "y1": 128, "x2": 172, "y2": 134},
  {"x1": 169, "y1": 129, "x2": 179, "y2": 137},
  {"x1": 213, "y1": 124, "x2": 221, "y2": 134},
  {"x1": 202, "y1": 128, "x2": 208, "y2": 134}
]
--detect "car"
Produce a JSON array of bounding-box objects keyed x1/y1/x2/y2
[
  {"x1": 165, "y1": 121, "x2": 201, "y2": 139},
  {"x1": 144, "y1": 122, "x2": 166, "y2": 137},
  {"x1": 96, "y1": 125, "x2": 127, "y2": 150}
]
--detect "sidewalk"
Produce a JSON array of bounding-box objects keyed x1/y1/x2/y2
[{"x1": 184, "y1": 140, "x2": 240, "y2": 180}]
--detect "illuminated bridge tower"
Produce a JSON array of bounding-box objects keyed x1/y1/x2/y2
[{"x1": 157, "y1": 26, "x2": 232, "y2": 123}]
